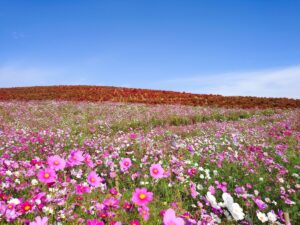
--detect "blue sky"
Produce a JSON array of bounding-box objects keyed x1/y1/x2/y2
[{"x1": 0, "y1": 0, "x2": 300, "y2": 98}]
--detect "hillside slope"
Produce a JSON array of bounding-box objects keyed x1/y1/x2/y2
[{"x1": 0, "y1": 85, "x2": 299, "y2": 108}]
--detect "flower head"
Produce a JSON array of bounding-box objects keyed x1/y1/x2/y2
[
  {"x1": 120, "y1": 158, "x2": 132, "y2": 172},
  {"x1": 87, "y1": 219, "x2": 104, "y2": 225},
  {"x1": 47, "y1": 155, "x2": 66, "y2": 171},
  {"x1": 87, "y1": 171, "x2": 102, "y2": 187},
  {"x1": 163, "y1": 208, "x2": 185, "y2": 225},
  {"x1": 29, "y1": 216, "x2": 48, "y2": 225},
  {"x1": 20, "y1": 201, "x2": 33, "y2": 213},
  {"x1": 67, "y1": 150, "x2": 84, "y2": 167},
  {"x1": 132, "y1": 188, "x2": 153, "y2": 206},
  {"x1": 130, "y1": 220, "x2": 140, "y2": 225},
  {"x1": 149, "y1": 164, "x2": 164, "y2": 179},
  {"x1": 37, "y1": 168, "x2": 57, "y2": 184}
]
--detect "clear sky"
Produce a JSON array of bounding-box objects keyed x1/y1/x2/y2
[{"x1": 1, "y1": 0, "x2": 300, "y2": 98}]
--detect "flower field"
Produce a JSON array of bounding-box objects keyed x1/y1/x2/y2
[{"x1": 0, "y1": 101, "x2": 299, "y2": 224}]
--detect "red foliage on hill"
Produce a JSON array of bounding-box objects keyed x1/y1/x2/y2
[{"x1": 0, "y1": 85, "x2": 299, "y2": 108}]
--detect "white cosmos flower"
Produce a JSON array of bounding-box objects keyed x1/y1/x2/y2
[
  {"x1": 257, "y1": 211, "x2": 268, "y2": 223},
  {"x1": 222, "y1": 193, "x2": 245, "y2": 221},
  {"x1": 267, "y1": 211, "x2": 277, "y2": 223},
  {"x1": 206, "y1": 191, "x2": 220, "y2": 209},
  {"x1": 8, "y1": 198, "x2": 20, "y2": 205}
]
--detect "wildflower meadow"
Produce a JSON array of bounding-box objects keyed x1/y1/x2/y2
[{"x1": 0, "y1": 101, "x2": 299, "y2": 224}]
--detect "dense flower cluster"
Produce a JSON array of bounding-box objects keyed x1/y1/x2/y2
[{"x1": 0, "y1": 101, "x2": 299, "y2": 224}]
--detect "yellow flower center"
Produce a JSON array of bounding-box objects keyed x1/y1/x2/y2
[
  {"x1": 44, "y1": 173, "x2": 50, "y2": 178},
  {"x1": 8, "y1": 204, "x2": 13, "y2": 209},
  {"x1": 24, "y1": 205, "x2": 30, "y2": 211},
  {"x1": 153, "y1": 168, "x2": 158, "y2": 174},
  {"x1": 54, "y1": 161, "x2": 59, "y2": 165},
  {"x1": 139, "y1": 193, "x2": 146, "y2": 200},
  {"x1": 90, "y1": 178, "x2": 95, "y2": 182}
]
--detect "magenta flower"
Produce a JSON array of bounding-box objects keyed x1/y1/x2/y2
[
  {"x1": 47, "y1": 155, "x2": 66, "y2": 171},
  {"x1": 149, "y1": 163, "x2": 164, "y2": 179},
  {"x1": 86, "y1": 219, "x2": 104, "y2": 225},
  {"x1": 37, "y1": 168, "x2": 57, "y2": 184},
  {"x1": 120, "y1": 158, "x2": 132, "y2": 172},
  {"x1": 254, "y1": 198, "x2": 267, "y2": 210},
  {"x1": 20, "y1": 201, "x2": 33, "y2": 213},
  {"x1": 163, "y1": 208, "x2": 185, "y2": 225},
  {"x1": 67, "y1": 150, "x2": 84, "y2": 167},
  {"x1": 75, "y1": 184, "x2": 91, "y2": 195},
  {"x1": 87, "y1": 171, "x2": 101, "y2": 187},
  {"x1": 132, "y1": 188, "x2": 153, "y2": 206},
  {"x1": 29, "y1": 216, "x2": 48, "y2": 225},
  {"x1": 130, "y1": 220, "x2": 140, "y2": 225}
]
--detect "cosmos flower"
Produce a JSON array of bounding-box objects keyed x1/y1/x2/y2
[
  {"x1": 75, "y1": 184, "x2": 91, "y2": 195},
  {"x1": 37, "y1": 168, "x2": 57, "y2": 184},
  {"x1": 149, "y1": 163, "x2": 164, "y2": 179},
  {"x1": 67, "y1": 150, "x2": 84, "y2": 167},
  {"x1": 253, "y1": 198, "x2": 267, "y2": 210},
  {"x1": 132, "y1": 188, "x2": 153, "y2": 206},
  {"x1": 163, "y1": 208, "x2": 185, "y2": 225},
  {"x1": 87, "y1": 171, "x2": 102, "y2": 187},
  {"x1": 256, "y1": 211, "x2": 268, "y2": 223},
  {"x1": 103, "y1": 197, "x2": 119, "y2": 209},
  {"x1": 130, "y1": 220, "x2": 140, "y2": 225},
  {"x1": 206, "y1": 191, "x2": 220, "y2": 209},
  {"x1": 47, "y1": 155, "x2": 66, "y2": 170},
  {"x1": 222, "y1": 193, "x2": 245, "y2": 221},
  {"x1": 120, "y1": 158, "x2": 132, "y2": 172},
  {"x1": 86, "y1": 219, "x2": 105, "y2": 225},
  {"x1": 84, "y1": 154, "x2": 94, "y2": 168},
  {"x1": 138, "y1": 205, "x2": 150, "y2": 221},
  {"x1": 29, "y1": 216, "x2": 48, "y2": 225},
  {"x1": 20, "y1": 201, "x2": 33, "y2": 213}
]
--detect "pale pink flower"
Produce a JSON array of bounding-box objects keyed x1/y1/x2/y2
[
  {"x1": 87, "y1": 171, "x2": 102, "y2": 187},
  {"x1": 29, "y1": 216, "x2": 48, "y2": 225},
  {"x1": 47, "y1": 155, "x2": 66, "y2": 171},
  {"x1": 120, "y1": 158, "x2": 132, "y2": 172},
  {"x1": 163, "y1": 209, "x2": 184, "y2": 225},
  {"x1": 67, "y1": 150, "x2": 84, "y2": 167},
  {"x1": 149, "y1": 163, "x2": 164, "y2": 179}
]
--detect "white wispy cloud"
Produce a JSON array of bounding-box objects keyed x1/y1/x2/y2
[
  {"x1": 164, "y1": 65, "x2": 300, "y2": 99},
  {"x1": 11, "y1": 32, "x2": 26, "y2": 39}
]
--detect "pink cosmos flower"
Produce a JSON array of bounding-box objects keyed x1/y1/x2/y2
[
  {"x1": 67, "y1": 150, "x2": 84, "y2": 167},
  {"x1": 75, "y1": 184, "x2": 91, "y2": 195},
  {"x1": 37, "y1": 168, "x2": 57, "y2": 184},
  {"x1": 190, "y1": 182, "x2": 199, "y2": 199},
  {"x1": 130, "y1": 220, "x2": 140, "y2": 225},
  {"x1": 132, "y1": 188, "x2": 153, "y2": 206},
  {"x1": 103, "y1": 197, "x2": 119, "y2": 209},
  {"x1": 29, "y1": 216, "x2": 48, "y2": 225},
  {"x1": 87, "y1": 171, "x2": 101, "y2": 187},
  {"x1": 163, "y1": 208, "x2": 185, "y2": 225},
  {"x1": 138, "y1": 205, "x2": 150, "y2": 221},
  {"x1": 47, "y1": 155, "x2": 66, "y2": 171},
  {"x1": 149, "y1": 163, "x2": 164, "y2": 179},
  {"x1": 120, "y1": 158, "x2": 132, "y2": 172},
  {"x1": 85, "y1": 154, "x2": 94, "y2": 168},
  {"x1": 86, "y1": 219, "x2": 104, "y2": 225},
  {"x1": 20, "y1": 201, "x2": 33, "y2": 213},
  {"x1": 254, "y1": 198, "x2": 267, "y2": 210}
]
